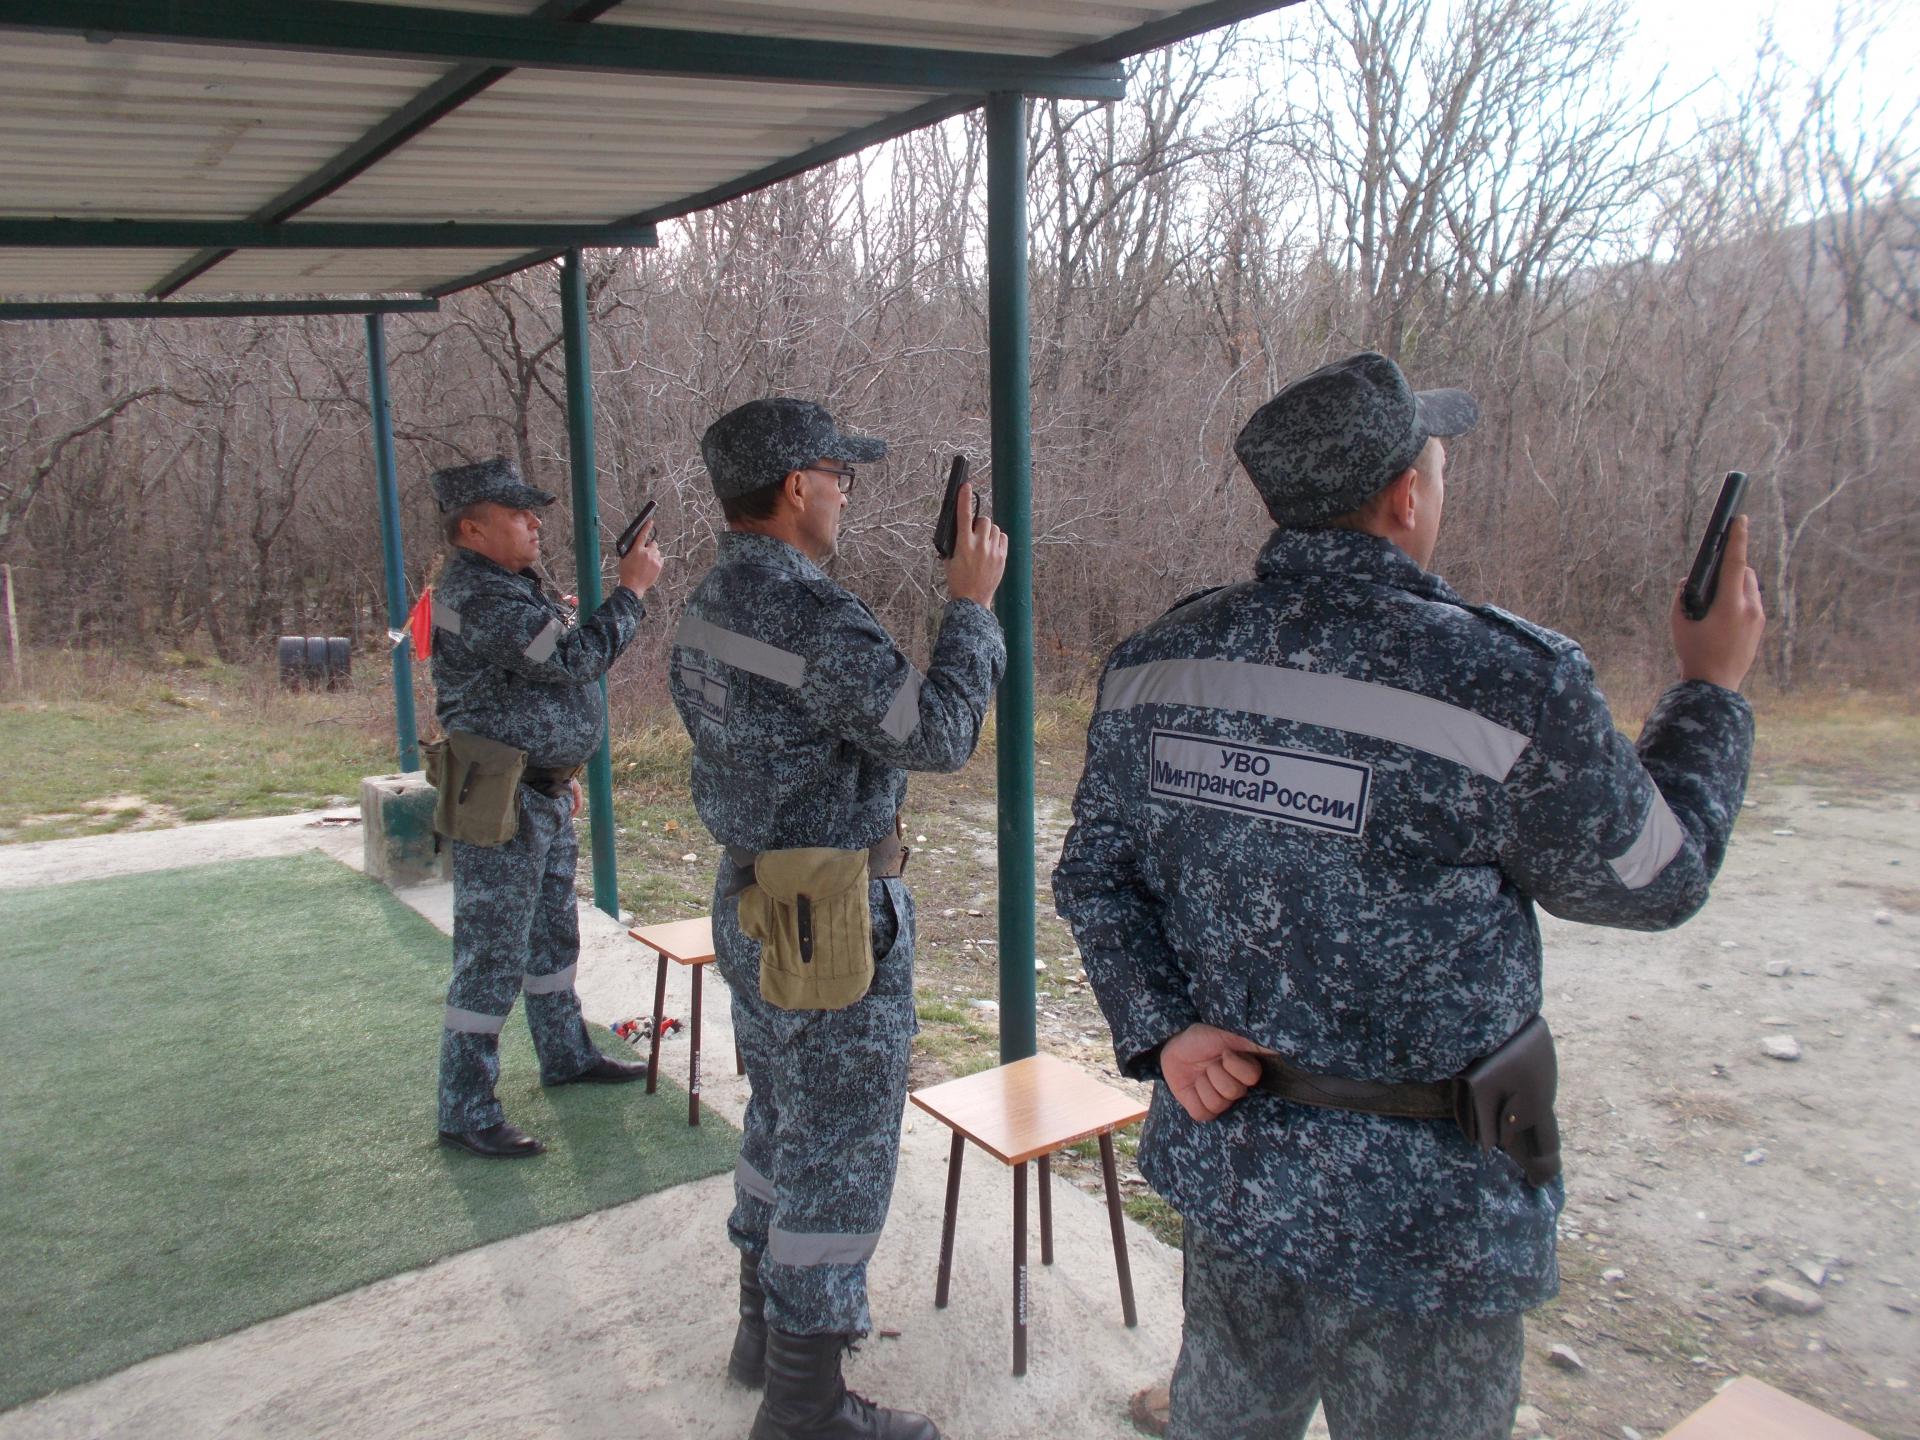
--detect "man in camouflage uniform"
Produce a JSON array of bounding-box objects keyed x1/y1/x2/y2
[
  {"x1": 1053, "y1": 353, "x2": 1766, "y2": 1439},
  {"x1": 430, "y1": 456, "x2": 664, "y2": 1159},
  {"x1": 669, "y1": 399, "x2": 1007, "y2": 1440}
]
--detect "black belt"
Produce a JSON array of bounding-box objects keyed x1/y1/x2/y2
[
  {"x1": 1254, "y1": 1055, "x2": 1458, "y2": 1121},
  {"x1": 522, "y1": 764, "x2": 582, "y2": 797},
  {"x1": 724, "y1": 819, "x2": 910, "y2": 894},
  {"x1": 1251, "y1": 1016, "x2": 1563, "y2": 1187}
]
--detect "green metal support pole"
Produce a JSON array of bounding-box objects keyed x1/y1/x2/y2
[
  {"x1": 561, "y1": 250, "x2": 619, "y2": 918},
  {"x1": 365, "y1": 313, "x2": 419, "y2": 773},
  {"x1": 987, "y1": 92, "x2": 1037, "y2": 1064}
]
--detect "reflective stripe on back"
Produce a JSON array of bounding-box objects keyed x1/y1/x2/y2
[
  {"x1": 1099, "y1": 657, "x2": 1530, "y2": 782},
  {"x1": 676, "y1": 615, "x2": 806, "y2": 688}
]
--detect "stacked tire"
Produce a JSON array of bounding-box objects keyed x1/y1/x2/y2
[{"x1": 277, "y1": 635, "x2": 352, "y2": 690}]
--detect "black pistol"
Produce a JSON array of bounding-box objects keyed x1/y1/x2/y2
[
  {"x1": 933, "y1": 455, "x2": 973, "y2": 560},
  {"x1": 615, "y1": 499, "x2": 658, "y2": 558},
  {"x1": 1681, "y1": 471, "x2": 1749, "y2": 621}
]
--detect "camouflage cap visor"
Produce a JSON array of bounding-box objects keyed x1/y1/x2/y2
[
  {"x1": 818, "y1": 428, "x2": 888, "y2": 464},
  {"x1": 1413, "y1": 387, "x2": 1479, "y2": 444},
  {"x1": 484, "y1": 481, "x2": 559, "y2": 511}
]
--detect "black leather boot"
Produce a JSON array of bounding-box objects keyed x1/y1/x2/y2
[
  {"x1": 728, "y1": 1252, "x2": 767, "y2": 1387},
  {"x1": 747, "y1": 1330, "x2": 938, "y2": 1440}
]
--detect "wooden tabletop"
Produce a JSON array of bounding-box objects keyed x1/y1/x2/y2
[
  {"x1": 910, "y1": 1053, "x2": 1148, "y2": 1166},
  {"x1": 628, "y1": 916, "x2": 715, "y2": 965},
  {"x1": 1660, "y1": 1377, "x2": 1874, "y2": 1439}
]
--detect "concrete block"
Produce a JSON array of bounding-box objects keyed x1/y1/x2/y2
[{"x1": 360, "y1": 771, "x2": 447, "y2": 887}]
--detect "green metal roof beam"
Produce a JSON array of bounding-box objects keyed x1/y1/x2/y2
[
  {"x1": 0, "y1": 220, "x2": 658, "y2": 249},
  {"x1": 9, "y1": 1, "x2": 1127, "y2": 100},
  {"x1": 1062, "y1": 0, "x2": 1303, "y2": 62},
  {"x1": 0, "y1": 298, "x2": 440, "y2": 319}
]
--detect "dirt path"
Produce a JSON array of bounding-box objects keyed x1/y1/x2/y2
[{"x1": 1534, "y1": 781, "x2": 1920, "y2": 1439}]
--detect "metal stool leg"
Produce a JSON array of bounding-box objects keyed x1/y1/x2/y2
[
  {"x1": 1013, "y1": 1160, "x2": 1029, "y2": 1377},
  {"x1": 935, "y1": 1132, "x2": 965, "y2": 1308},
  {"x1": 688, "y1": 963, "x2": 703, "y2": 1126},
  {"x1": 1038, "y1": 1153, "x2": 1054, "y2": 1265},
  {"x1": 645, "y1": 952, "x2": 667, "y2": 1094},
  {"x1": 1099, "y1": 1131, "x2": 1138, "y2": 1327}
]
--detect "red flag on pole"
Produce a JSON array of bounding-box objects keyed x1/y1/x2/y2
[{"x1": 410, "y1": 588, "x2": 434, "y2": 662}]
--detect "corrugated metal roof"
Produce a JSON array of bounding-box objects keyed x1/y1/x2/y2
[{"x1": 0, "y1": 0, "x2": 1282, "y2": 306}]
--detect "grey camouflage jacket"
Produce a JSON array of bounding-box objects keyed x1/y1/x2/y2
[
  {"x1": 431, "y1": 546, "x2": 644, "y2": 767},
  {"x1": 1053, "y1": 527, "x2": 1754, "y2": 1316},
  {"x1": 669, "y1": 532, "x2": 1006, "y2": 852}
]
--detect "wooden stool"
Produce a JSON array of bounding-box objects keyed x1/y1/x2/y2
[
  {"x1": 909, "y1": 1053, "x2": 1148, "y2": 1376},
  {"x1": 627, "y1": 916, "x2": 742, "y2": 1126}
]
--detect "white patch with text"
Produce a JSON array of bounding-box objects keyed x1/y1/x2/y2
[{"x1": 1148, "y1": 729, "x2": 1370, "y2": 836}]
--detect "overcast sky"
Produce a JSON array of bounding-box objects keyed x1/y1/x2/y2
[{"x1": 1619, "y1": 0, "x2": 1916, "y2": 127}]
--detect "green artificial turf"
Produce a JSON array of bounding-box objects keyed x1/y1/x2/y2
[{"x1": 0, "y1": 854, "x2": 737, "y2": 1412}]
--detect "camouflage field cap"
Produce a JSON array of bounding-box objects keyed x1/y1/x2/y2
[
  {"x1": 700, "y1": 397, "x2": 888, "y2": 501},
  {"x1": 430, "y1": 456, "x2": 556, "y2": 513},
  {"x1": 1234, "y1": 352, "x2": 1478, "y2": 526}
]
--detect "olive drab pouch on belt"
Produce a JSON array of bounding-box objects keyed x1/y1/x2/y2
[
  {"x1": 1453, "y1": 1013, "x2": 1562, "y2": 1187},
  {"x1": 424, "y1": 730, "x2": 527, "y2": 846},
  {"x1": 736, "y1": 847, "x2": 873, "y2": 1012}
]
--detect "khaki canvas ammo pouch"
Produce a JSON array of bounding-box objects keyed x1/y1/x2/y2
[
  {"x1": 422, "y1": 730, "x2": 527, "y2": 847},
  {"x1": 1453, "y1": 1014, "x2": 1561, "y2": 1187},
  {"x1": 736, "y1": 847, "x2": 873, "y2": 1012}
]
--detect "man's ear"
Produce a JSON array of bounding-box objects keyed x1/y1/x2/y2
[
  {"x1": 782, "y1": 469, "x2": 809, "y2": 511},
  {"x1": 1381, "y1": 465, "x2": 1421, "y2": 532}
]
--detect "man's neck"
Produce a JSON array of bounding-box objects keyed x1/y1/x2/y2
[
  {"x1": 453, "y1": 541, "x2": 523, "y2": 575},
  {"x1": 727, "y1": 517, "x2": 820, "y2": 562}
]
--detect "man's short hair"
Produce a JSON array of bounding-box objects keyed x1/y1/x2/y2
[
  {"x1": 443, "y1": 501, "x2": 484, "y2": 546},
  {"x1": 719, "y1": 479, "x2": 787, "y2": 524}
]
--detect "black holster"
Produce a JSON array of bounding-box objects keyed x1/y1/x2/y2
[{"x1": 1453, "y1": 1014, "x2": 1561, "y2": 1187}]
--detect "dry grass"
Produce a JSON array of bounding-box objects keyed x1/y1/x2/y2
[
  {"x1": 1747, "y1": 685, "x2": 1920, "y2": 785},
  {"x1": 1596, "y1": 671, "x2": 1920, "y2": 787},
  {"x1": 1650, "y1": 1089, "x2": 1748, "y2": 1129}
]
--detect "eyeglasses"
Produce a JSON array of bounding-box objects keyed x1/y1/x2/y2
[{"x1": 806, "y1": 464, "x2": 856, "y2": 495}]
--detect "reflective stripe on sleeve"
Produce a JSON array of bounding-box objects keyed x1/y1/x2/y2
[
  {"x1": 1607, "y1": 792, "x2": 1686, "y2": 890},
  {"x1": 444, "y1": 1005, "x2": 507, "y2": 1034},
  {"x1": 879, "y1": 669, "x2": 923, "y2": 742},
  {"x1": 1099, "y1": 658, "x2": 1530, "y2": 782},
  {"x1": 735, "y1": 1157, "x2": 778, "y2": 1205},
  {"x1": 766, "y1": 1225, "x2": 882, "y2": 1268},
  {"x1": 676, "y1": 615, "x2": 806, "y2": 688},
  {"x1": 523, "y1": 617, "x2": 563, "y2": 664},
  {"x1": 520, "y1": 963, "x2": 578, "y2": 996},
  {"x1": 434, "y1": 604, "x2": 463, "y2": 635}
]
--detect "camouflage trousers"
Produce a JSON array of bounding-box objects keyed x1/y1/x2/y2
[
  {"x1": 1169, "y1": 1222, "x2": 1525, "y2": 1440},
  {"x1": 438, "y1": 785, "x2": 601, "y2": 1133},
  {"x1": 714, "y1": 856, "x2": 918, "y2": 1337}
]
